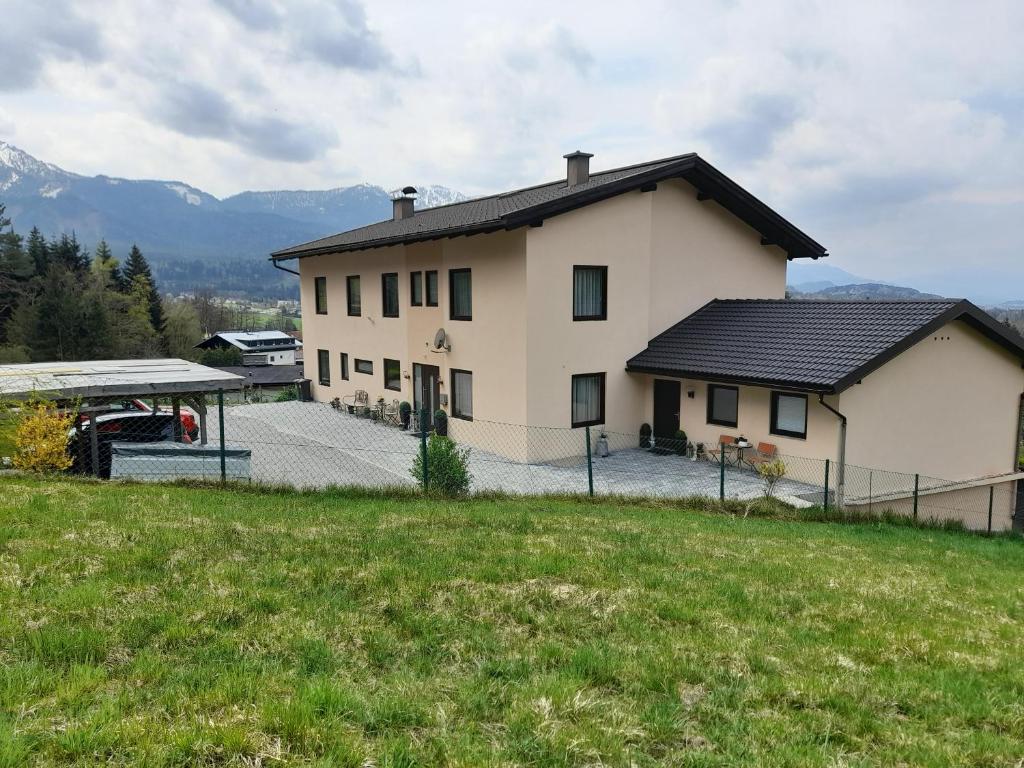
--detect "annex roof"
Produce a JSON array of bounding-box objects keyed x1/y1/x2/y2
[
  {"x1": 0, "y1": 359, "x2": 245, "y2": 399},
  {"x1": 626, "y1": 299, "x2": 1024, "y2": 394},
  {"x1": 195, "y1": 331, "x2": 303, "y2": 353},
  {"x1": 271, "y1": 154, "x2": 827, "y2": 261}
]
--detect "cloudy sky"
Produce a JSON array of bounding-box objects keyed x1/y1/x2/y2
[{"x1": 1, "y1": 0, "x2": 1022, "y2": 300}]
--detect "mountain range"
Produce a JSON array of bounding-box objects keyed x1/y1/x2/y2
[{"x1": 0, "y1": 141, "x2": 463, "y2": 297}]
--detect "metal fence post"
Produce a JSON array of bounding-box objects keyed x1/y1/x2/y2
[
  {"x1": 719, "y1": 442, "x2": 725, "y2": 502},
  {"x1": 823, "y1": 459, "x2": 830, "y2": 513},
  {"x1": 585, "y1": 426, "x2": 594, "y2": 497},
  {"x1": 420, "y1": 407, "x2": 429, "y2": 493},
  {"x1": 988, "y1": 485, "x2": 994, "y2": 534},
  {"x1": 217, "y1": 389, "x2": 226, "y2": 483},
  {"x1": 912, "y1": 474, "x2": 919, "y2": 520}
]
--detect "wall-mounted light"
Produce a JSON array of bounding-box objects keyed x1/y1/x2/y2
[{"x1": 686, "y1": 388, "x2": 696, "y2": 399}]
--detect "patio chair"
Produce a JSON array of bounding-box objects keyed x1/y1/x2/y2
[
  {"x1": 342, "y1": 389, "x2": 369, "y2": 414},
  {"x1": 383, "y1": 399, "x2": 401, "y2": 427},
  {"x1": 743, "y1": 442, "x2": 778, "y2": 470},
  {"x1": 707, "y1": 435, "x2": 736, "y2": 464}
]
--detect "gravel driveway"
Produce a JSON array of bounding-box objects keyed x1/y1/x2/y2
[{"x1": 208, "y1": 401, "x2": 819, "y2": 502}]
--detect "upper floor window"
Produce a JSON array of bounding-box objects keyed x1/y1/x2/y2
[
  {"x1": 314, "y1": 276, "x2": 328, "y2": 315},
  {"x1": 771, "y1": 392, "x2": 807, "y2": 439},
  {"x1": 384, "y1": 358, "x2": 402, "y2": 391},
  {"x1": 317, "y1": 349, "x2": 330, "y2": 386},
  {"x1": 573, "y1": 266, "x2": 607, "y2": 321},
  {"x1": 346, "y1": 275, "x2": 361, "y2": 316},
  {"x1": 707, "y1": 384, "x2": 738, "y2": 428},
  {"x1": 410, "y1": 271, "x2": 423, "y2": 306},
  {"x1": 426, "y1": 270, "x2": 439, "y2": 307},
  {"x1": 451, "y1": 369, "x2": 473, "y2": 420},
  {"x1": 382, "y1": 273, "x2": 399, "y2": 317},
  {"x1": 449, "y1": 268, "x2": 472, "y2": 321}
]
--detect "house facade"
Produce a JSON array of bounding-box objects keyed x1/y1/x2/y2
[{"x1": 273, "y1": 150, "x2": 1024, "y2": 527}]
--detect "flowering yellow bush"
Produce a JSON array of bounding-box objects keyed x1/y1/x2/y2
[{"x1": 12, "y1": 399, "x2": 77, "y2": 473}]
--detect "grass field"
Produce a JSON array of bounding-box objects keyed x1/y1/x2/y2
[
  {"x1": 0, "y1": 414, "x2": 15, "y2": 460},
  {"x1": 1, "y1": 478, "x2": 1023, "y2": 766}
]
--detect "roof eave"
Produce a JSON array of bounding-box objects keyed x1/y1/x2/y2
[{"x1": 623, "y1": 363, "x2": 836, "y2": 394}]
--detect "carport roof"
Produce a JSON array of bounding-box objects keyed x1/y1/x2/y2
[
  {"x1": 626, "y1": 299, "x2": 1024, "y2": 394},
  {"x1": 0, "y1": 358, "x2": 245, "y2": 399}
]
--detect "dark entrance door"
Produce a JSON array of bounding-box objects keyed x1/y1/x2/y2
[
  {"x1": 653, "y1": 379, "x2": 681, "y2": 450},
  {"x1": 413, "y1": 363, "x2": 440, "y2": 430}
]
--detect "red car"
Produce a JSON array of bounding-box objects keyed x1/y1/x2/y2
[{"x1": 78, "y1": 399, "x2": 199, "y2": 441}]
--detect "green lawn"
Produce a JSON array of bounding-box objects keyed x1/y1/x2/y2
[
  {"x1": 0, "y1": 414, "x2": 15, "y2": 460},
  {"x1": 1, "y1": 479, "x2": 1023, "y2": 766}
]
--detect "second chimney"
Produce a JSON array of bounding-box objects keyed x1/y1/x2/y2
[
  {"x1": 564, "y1": 150, "x2": 594, "y2": 186},
  {"x1": 393, "y1": 186, "x2": 417, "y2": 220}
]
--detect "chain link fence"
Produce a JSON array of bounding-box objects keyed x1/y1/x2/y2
[{"x1": 3, "y1": 389, "x2": 1020, "y2": 534}]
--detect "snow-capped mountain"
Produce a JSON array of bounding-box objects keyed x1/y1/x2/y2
[{"x1": 0, "y1": 141, "x2": 465, "y2": 296}]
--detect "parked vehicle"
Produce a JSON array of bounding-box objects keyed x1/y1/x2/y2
[
  {"x1": 68, "y1": 412, "x2": 183, "y2": 478},
  {"x1": 77, "y1": 399, "x2": 199, "y2": 441}
]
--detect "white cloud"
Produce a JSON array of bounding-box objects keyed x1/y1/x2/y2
[{"x1": 2, "y1": 0, "x2": 1023, "y2": 295}]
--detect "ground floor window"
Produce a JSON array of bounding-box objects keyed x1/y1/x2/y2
[
  {"x1": 340, "y1": 353, "x2": 349, "y2": 380},
  {"x1": 317, "y1": 349, "x2": 330, "y2": 386},
  {"x1": 384, "y1": 358, "x2": 401, "y2": 391},
  {"x1": 355, "y1": 358, "x2": 373, "y2": 375},
  {"x1": 571, "y1": 372, "x2": 605, "y2": 428},
  {"x1": 771, "y1": 392, "x2": 807, "y2": 439},
  {"x1": 707, "y1": 384, "x2": 738, "y2": 428},
  {"x1": 451, "y1": 369, "x2": 473, "y2": 420}
]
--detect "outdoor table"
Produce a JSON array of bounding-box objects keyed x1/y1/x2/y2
[{"x1": 723, "y1": 441, "x2": 753, "y2": 467}]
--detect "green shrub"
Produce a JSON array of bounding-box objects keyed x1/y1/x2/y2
[
  {"x1": 411, "y1": 434, "x2": 471, "y2": 496},
  {"x1": 274, "y1": 386, "x2": 299, "y2": 402},
  {"x1": 674, "y1": 430, "x2": 688, "y2": 455},
  {"x1": 434, "y1": 409, "x2": 448, "y2": 437}
]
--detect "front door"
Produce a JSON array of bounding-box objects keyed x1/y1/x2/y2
[
  {"x1": 653, "y1": 379, "x2": 681, "y2": 449},
  {"x1": 413, "y1": 363, "x2": 441, "y2": 430}
]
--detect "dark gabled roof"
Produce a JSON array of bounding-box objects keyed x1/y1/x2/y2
[
  {"x1": 626, "y1": 299, "x2": 1024, "y2": 394},
  {"x1": 271, "y1": 154, "x2": 827, "y2": 261}
]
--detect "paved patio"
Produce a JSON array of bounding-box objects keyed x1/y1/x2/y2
[{"x1": 208, "y1": 401, "x2": 820, "y2": 503}]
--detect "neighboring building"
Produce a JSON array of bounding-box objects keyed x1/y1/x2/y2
[
  {"x1": 215, "y1": 364, "x2": 304, "y2": 395},
  {"x1": 271, "y1": 150, "x2": 1024, "y2": 526},
  {"x1": 195, "y1": 331, "x2": 302, "y2": 366}
]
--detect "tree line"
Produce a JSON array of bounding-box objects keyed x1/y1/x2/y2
[{"x1": 0, "y1": 201, "x2": 300, "y2": 365}]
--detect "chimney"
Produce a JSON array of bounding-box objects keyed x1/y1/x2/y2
[
  {"x1": 392, "y1": 186, "x2": 417, "y2": 220},
  {"x1": 564, "y1": 150, "x2": 594, "y2": 186}
]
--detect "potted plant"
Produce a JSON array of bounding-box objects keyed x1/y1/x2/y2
[
  {"x1": 639, "y1": 423, "x2": 652, "y2": 449},
  {"x1": 434, "y1": 409, "x2": 448, "y2": 437},
  {"x1": 399, "y1": 401, "x2": 412, "y2": 430},
  {"x1": 674, "y1": 429, "x2": 688, "y2": 456}
]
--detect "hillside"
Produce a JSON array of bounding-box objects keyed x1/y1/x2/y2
[
  {"x1": 789, "y1": 282, "x2": 944, "y2": 300},
  {"x1": 0, "y1": 141, "x2": 463, "y2": 298},
  {"x1": 2, "y1": 476, "x2": 1023, "y2": 765}
]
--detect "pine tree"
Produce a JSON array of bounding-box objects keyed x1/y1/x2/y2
[
  {"x1": 124, "y1": 244, "x2": 164, "y2": 336},
  {"x1": 25, "y1": 227, "x2": 48, "y2": 276},
  {"x1": 49, "y1": 233, "x2": 90, "y2": 273},
  {"x1": 91, "y1": 239, "x2": 126, "y2": 291},
  {"x1": 0, "y1": 203, "x2": 32, "y2": 344}
]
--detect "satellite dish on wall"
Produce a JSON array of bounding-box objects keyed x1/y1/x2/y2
[{"x1": 432, "y1": 328, "x2": 450, "y2": 352}]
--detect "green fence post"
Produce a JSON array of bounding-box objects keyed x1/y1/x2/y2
[
  {"x1": 988, "y1": 485, "x2": 994, "y2": 534},
  {"x1": 420, "y1": 407, "x2": 429, "y2": 493},
  {"x1": 912, "y1": 474, "x2": 919, "y2": 521},
  {"x1": 585, "y1": 426, "x2": 594, "y2": 497},
  {"x1": 217, "y1": 389, "x2": 226, "y2": 483},
  {"x1": 823, "y1": 459, "x2": 830, "y2": 513},
  {"x1": 719, "y1": 442, "x2": 725, "y2": 502}
]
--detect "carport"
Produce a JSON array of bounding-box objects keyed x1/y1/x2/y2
[{"x1": 0, "y1": 358, "x2": 244, "y2": 476}]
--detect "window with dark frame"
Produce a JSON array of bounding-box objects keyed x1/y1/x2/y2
[
  {"x1": 449, "y1": 268, "x2": 472, "y2": 320},
  {"x1": 425, "y1": 270, "x2": 438, "y2": 306},
  {"x1": 317, "y1": 349, "x2": 330, "y2": 386},
  {"x1": 346, "y1": 275, "x2": 361, "y2": 316},
  {"x1": 451, "y1": 369, "x2": 473, "y2": 420},
  {"x1": 571, "y1": 372, "x2": 606, "y2": 428},
  {"x1": 573, "y1": 265, "x2": 607, "y2": 321},
  {"x1": 410, "y1": 271, "x2": 423, "y2": 306},
  {"x1": 707, "y1": 384, "x2": 738, "y2": 427},
  {"x1": 354, "y1": 358, "x2": 373, "y2": 375},
  {"x1": 384, "y1": 358, "x2": 401, "y2": 391},
  {"x1": 382, "y1": 273, "x2": 399, "y2": 317},
  {"x1": 770, "y1": 392, "x2": 808, "y2": 439},
  {"x1": 314, "y1": 276, "x2": 328, "y2": 315},
  {"x1": 340, "y1": 352, "x2": 349, "y2": 380}
]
